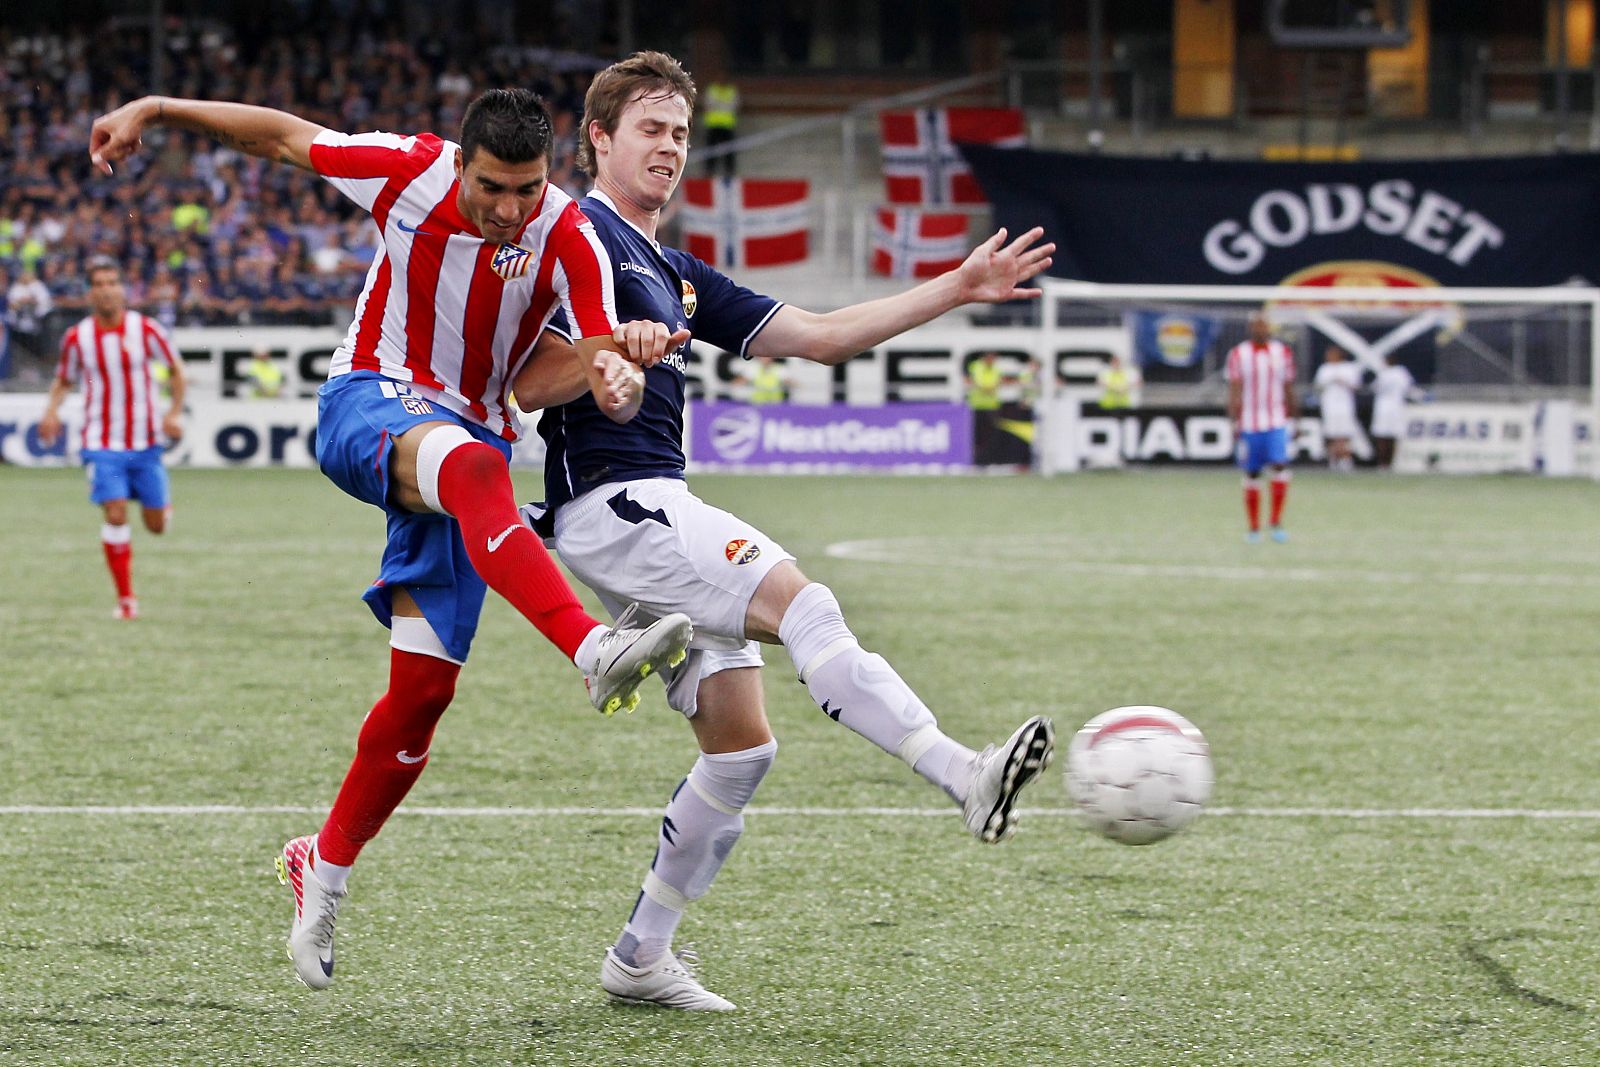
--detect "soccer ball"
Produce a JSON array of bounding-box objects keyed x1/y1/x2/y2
[{"x1": 1064, "y1": 706, "x2": 1213, "y2": 845}]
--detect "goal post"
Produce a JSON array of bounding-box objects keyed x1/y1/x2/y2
[{"x1": 1031, "y1": 278, "x2": 1600, "y2": 478}]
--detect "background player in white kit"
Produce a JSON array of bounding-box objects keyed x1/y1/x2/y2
[
  {"x1": 88, "y1": 88, "x2": 691, "y2": 991},
  {"x1": 515, "y1": 52, "x2": 1058, "y2": 1011},
  {"x1": 39, "y1": 257, "x2": 186, "y2": 619},
  {"x1": 1227, "y1": 313, "x2": 1298, "y2": 543},
  {"x1": 1312, "y1": 345, "x2": 1363, "y2": 471},
  {"x1": 1370, "y1": 352, "x2": 1422, "y2": 469}
]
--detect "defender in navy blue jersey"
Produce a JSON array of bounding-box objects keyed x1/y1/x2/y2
[{"x1": 514, "y1": 52, "x2": 1058, "y2": 1012}]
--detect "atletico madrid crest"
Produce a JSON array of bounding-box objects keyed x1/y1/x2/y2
[{"x1": 491, "y1": 242, "x2": 532, "y2": 280}]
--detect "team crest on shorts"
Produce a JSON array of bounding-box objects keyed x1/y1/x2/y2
[
  {"x1": 681, "y1": 278, "x2": 697, "y2": 317},
  {"x1": 402, "y1": 397, "x2": 434, "y2": 416},
  {"x1": 491, "y1": 242, "x2": 533, "y2": 280},
  {"x1": 724, "y1": 538, "x2": 761, "y2": 565}
]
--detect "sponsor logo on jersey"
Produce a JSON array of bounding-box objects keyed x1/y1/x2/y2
[
  {"x1": 402, "y1": 396, "x2": 434, "y2": 416},
  {"x1": 681, "y1": 279, "x2": 698, "y2": 317},
  {"x1": 620, "y1": 260, "x2": 658, "y2": 279},
  {"x1": 491, "y1": 242, "x2": 533, "y2": 280},
  {"x1": 724, "y1": 538, "x2": 761, "y2": 565}
]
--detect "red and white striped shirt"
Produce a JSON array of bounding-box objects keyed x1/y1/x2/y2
[
  {"x1": 310, "y1": 129, "x2": 618, "y2": 440},
  {"x1": 1226, "y1": 339, "x2": 1296, "y2": 433},
  {"x1": 55, "y1": 311, "x2": 178, "y2": 452}
]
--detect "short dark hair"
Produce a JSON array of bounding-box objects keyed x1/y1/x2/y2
[
  {"x1": 460, "y1": 88, "x2": 554, "y2": 165},
  {"x1": 86, "y1": 256, "x2": 121, "y2": 282}
]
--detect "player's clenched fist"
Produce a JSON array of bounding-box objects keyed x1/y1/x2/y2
[
  {"x1": 593, "y1": 350, "x2": 645, "y2": 422},
  {"x1": 90, "y1": 97, "x2": 161, "y2": 174},
  {"x1": 612, "y1": 320, "x2": 691, "y2": 368}
]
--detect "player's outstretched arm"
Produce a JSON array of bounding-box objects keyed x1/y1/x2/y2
[
  {"x1": 748, "y1": 226, "x2": 1054, "y2": 365},
  {"x1": 512, "y1": 332, "x2": 645, "y2": 421},
  {"x1": 90, "y1": 96, "x2": 327, "y2": 175}
]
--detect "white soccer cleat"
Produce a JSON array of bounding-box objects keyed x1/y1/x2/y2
[
  {"x1": 584, "y1": 604, "x2": 692, "y2": 716},
  {"x1": 963, "y1": 715, "x2": 1056, "y2": 843},
  {"x1": 601, "y1": 945, "x2": 736, "y2": 1011},
  {"x1": 275, "y1": 834, "x2": 345, "y2": 990},
  {"x1": 115, "y1": 596, "x2": 139, "y2": 620}
]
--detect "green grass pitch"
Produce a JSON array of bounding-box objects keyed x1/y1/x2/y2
[{"x1": 2, "y1": 465, "x2": 1597, "y2": 1066}]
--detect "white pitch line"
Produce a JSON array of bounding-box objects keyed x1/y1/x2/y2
[
  {"x1": 823, "y1": 539, "x2": 1600, "y2": 588},
  {"x1": 0, "y1": 805, "x2": 1597, "y2": 819}
]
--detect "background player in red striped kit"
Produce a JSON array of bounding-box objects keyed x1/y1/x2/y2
[
  {"x1": 39, "y1": 257, "x2": 186, "y2": 620},
  {"x1": 88, "y1": 88, "x2": 692, "y2": 989},
  {"x1": 1226, "y1": 312, "x2": 1298, "y2": 543}
]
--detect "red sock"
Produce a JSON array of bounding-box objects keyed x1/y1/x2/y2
[
  {"x1": 102, "y1": 540, "x2": 133, "y2": 599},
  {"x1": 1243, "y1": 482, "x2": 1262, "y2": 532},
  {"x1": 317, "y1": 648, "x2": 459, "y2": 866},
  {"x1": 434, "y1": 443, "x2": 599, "y2": 661},
  {"x1": 1270, "y1": 474, "x2": 1290, "y2": 526}
]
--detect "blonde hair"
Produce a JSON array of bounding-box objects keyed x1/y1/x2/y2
[{"x1": 577, "y1": 51, "x2": 696, "y2": 177}]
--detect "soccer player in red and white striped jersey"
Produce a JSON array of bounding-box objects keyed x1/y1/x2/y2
[
  {"x1": 1226, "y1": 313, "x2": 1299, "y2": 543},
  {"x1": 89, "y1": 89, "x2": 693, "y2": 989},
  {"x1": 40, "y1": 258, "x2": 187, "y2": 619}
]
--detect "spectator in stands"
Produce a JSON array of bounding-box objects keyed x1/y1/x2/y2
[
  {"x1": 736, "y1": 355, "x2": 795, "y2": 404},
  {"x1": 6, "y1": 266, "x2": 53, "y2": 367},
  {"x1": 703, "y1": 74, "x2": 740, "y2": 178},
  {"x1": 1096, "y1": 353, "x2": 1140, "y2": 409},
  {"x1": 245, "y1": 347, "x2": 287, "y2": 398}
]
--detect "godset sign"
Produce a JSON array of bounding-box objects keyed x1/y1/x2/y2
[
  {"x1": 961, "y1": 146, "x2": 1600, "y2": 286},
  {"x1": 1202, "y1": 182, "x2": 1503, "y2": 275}
]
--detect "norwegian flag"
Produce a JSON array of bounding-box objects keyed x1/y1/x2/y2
[
  {"x1": 871, "y1": 207, "x2": 969, "y2": 279},
  {"x1": 879, "y1": 107, "x2": 1026, "y2": 206},
  {"x1": 679, "y1": 177, "x2": 811, "y2": 269}
]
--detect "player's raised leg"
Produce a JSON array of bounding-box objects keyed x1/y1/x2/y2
[
  {"x1": 756, "y1": 562, "x2": 1054, "y2": 842},
  {"x1": 391, "y1": 422, "x2": 690, "y2": 713}
]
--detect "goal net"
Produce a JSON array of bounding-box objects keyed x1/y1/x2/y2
[{"x1": 1030, "y1": 278, "x2": 1600, "y2": 478}]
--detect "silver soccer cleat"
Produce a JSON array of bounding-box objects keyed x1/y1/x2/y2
[
  {"x1": 584, "y1": 604, "x2": 692, "y2": 716},
  {"x1": 601, "y1": 944, "x2": 736, "y2": 1011},
  {"x1": 963, "y1": 715, "x2": 1056, "y2": 843}
]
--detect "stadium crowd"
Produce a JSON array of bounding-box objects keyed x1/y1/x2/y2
[{"x1": 0, "y1": 19, "x2": 599, "y2": 381}]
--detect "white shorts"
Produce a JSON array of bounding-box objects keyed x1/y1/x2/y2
[
  {"x1": 1370, "y1": 400, "x2": 1405, "y2": 438},
  {"x1": 554, "y1": 478, "x2": 794, "y2": 716},
  {"x1": 1321, "y1": 397, "x2": 1359, "y2": 439}
]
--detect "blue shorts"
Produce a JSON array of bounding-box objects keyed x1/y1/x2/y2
[
  {"x1": 83, "y1": 447, "x2": 170, "y2": 508},
  {"x1": 1236, "y1": 427, "x2": 1291, "y2": 474},
  {"x1": 317, "y1": 371, "x2": 510, "y2": 663}
]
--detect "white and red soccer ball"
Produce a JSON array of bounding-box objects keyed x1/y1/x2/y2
[{"x1": 1065, "y1": 706, "x2": 1213, "y2": 845}]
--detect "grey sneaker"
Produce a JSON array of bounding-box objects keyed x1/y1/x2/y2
[
  {"x1": 963, "y1": 716, "x2": 1055, "y2": 843},
  {"x1": 601, "y1": 944, "x2": 736, "y2": 1011},
  {"x1": 584, "y1": 604, "x2": 692, "y2": 716}
]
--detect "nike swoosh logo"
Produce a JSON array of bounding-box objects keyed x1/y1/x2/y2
[
  {"x1": 396, "y1": 749, "x2": 428, "y2": 764},
  {"x1": 396, "y1": 218, "x2": 440, "y2": 237},
  {"x1": 487, "y1": 524, "x2": 521, "y2": 552},
  {"x1": 320, "y1": 956, "x2": 335, "y2": 977}
]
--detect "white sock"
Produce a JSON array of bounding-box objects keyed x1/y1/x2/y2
[
  {"x1": 101, "y1": 522, "x2": 131, "y2": 545},
  {"x1": 614, "y1": 741, "x2": 776, "y2": 967},
  {"x1": 310, "y1": 838, "x2": 351, "y2": 892},
  {"x1": 572, "y1": 625, "x2": 606, "y2": 670},
  {"x1": 779, "y1": 583, "x2": 973, "y2": 797}
]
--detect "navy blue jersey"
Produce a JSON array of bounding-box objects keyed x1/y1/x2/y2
[{"x1": 538, "y1": 192, "x2": 782, "y2": 513}]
